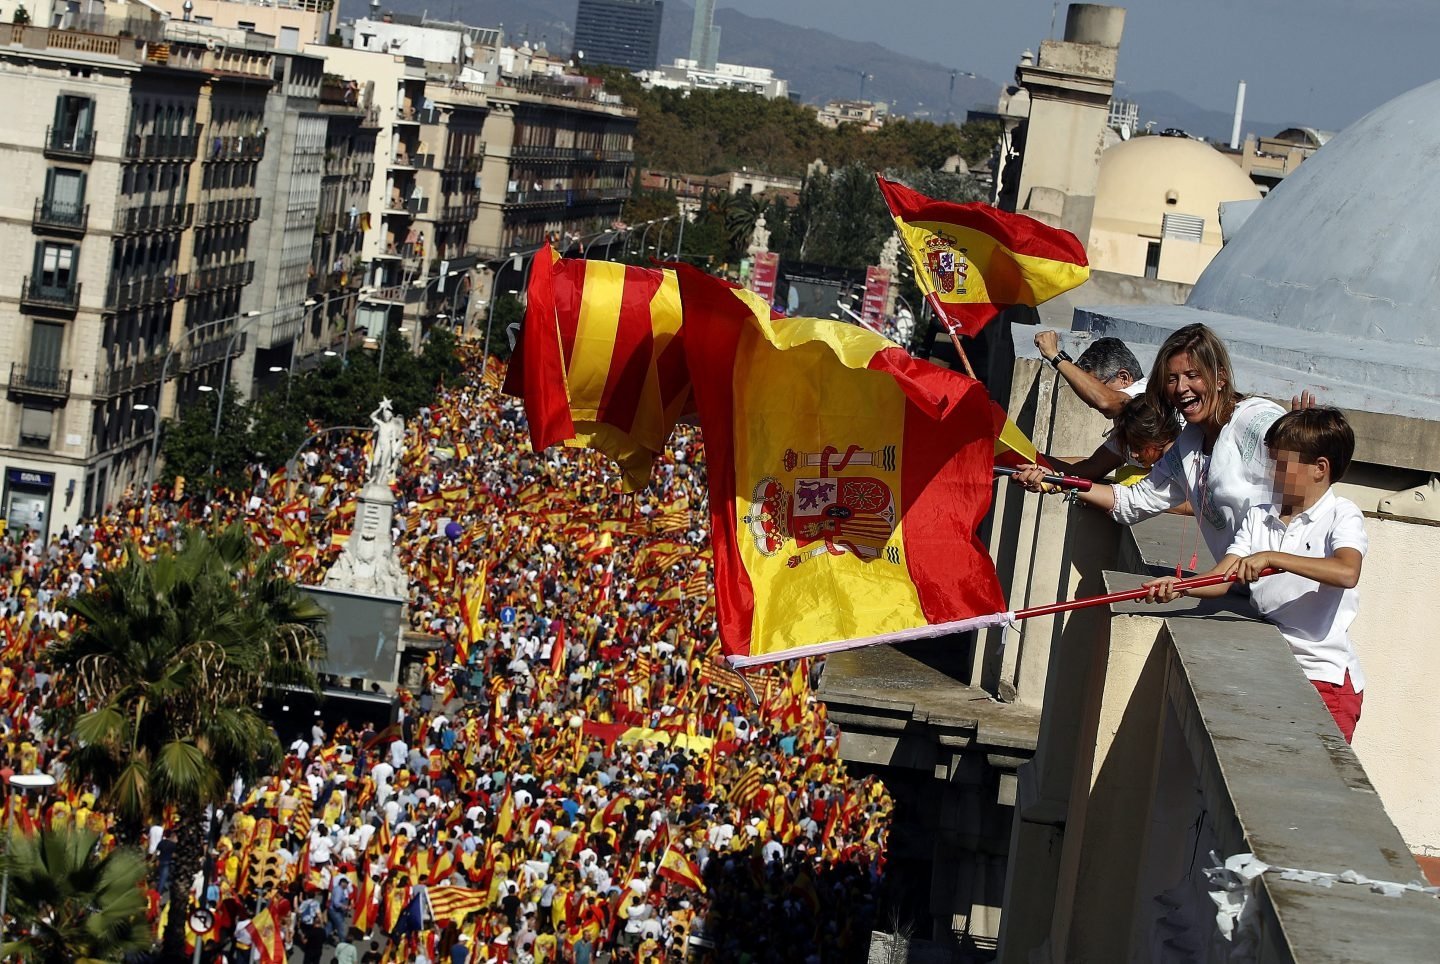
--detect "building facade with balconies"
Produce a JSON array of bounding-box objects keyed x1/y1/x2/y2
[{"x1": 0, "y1": 24, "x2": 212, "y2": 534}]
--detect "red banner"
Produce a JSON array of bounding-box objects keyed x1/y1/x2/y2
[
  {"x1": 861, "y1": 266, "x2": 890, "y2": 327},
  {"x1": 749, "y1": 251, "x2": 780, "y2": 308}
]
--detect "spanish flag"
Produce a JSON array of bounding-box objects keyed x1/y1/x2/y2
[
  {"x1": 675, "y1": 265, "x2": 1009, "y2": 667},
  {"x1": 248, "y1": 907, "x2": 286, "y2": 964},
  {"x1": 504, "y1": 248, "x2": 690, "y2": 490},
  {"x1": 657, "y1": 844, "x2": 706, "y2": 893},
  {"x1": 876, "y1": 175, "x2": 1089, "y2": 337}
]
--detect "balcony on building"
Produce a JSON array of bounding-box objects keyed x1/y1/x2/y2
[
  {"x1": 20, "y1": 275, "x2": 80, "y2": 313},
  {"x1": 114, "y1": 201, "x2": 194, "y2": 235},
  {"x1": 191, "y1": 260, "x2": 256, "y2": 295},
  {"x1": 100, "y1": 352, "x2": 169, "y2": 398},
  {"x1": 44, "y1": 124, "x2": 95, "y2": 162},
  {"x1": 126, "y1": 131, "x2": 201, "y2": 162},
  {"x1": 442, "y1": 151, "x2": 484, "y2": 174},
  {"x1": 180, "y1": 331, "x2": 248, "y2": 373},
  {"x1": 32, "y1": 198, "x2": 88, "y2": 236},
  {"x1": 106, "y1": 273, "x2": 188, "y2": 311},
  {"x1": 206, "y1": 133, "x2": 267, "y2": 162},
  {"x1": 199, "y1": 196, "x2": 262, "y2": 226},
  {"x1": 7, "y1": 363, "x2": 71, "y2": 400}
]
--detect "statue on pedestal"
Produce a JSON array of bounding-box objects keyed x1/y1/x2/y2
[
  {"x1": 324, "y1": 399, "x2": 408, "y2": 599},
  {"x1": 747, "y1": 214, "x2": 771, "y2": 257}
]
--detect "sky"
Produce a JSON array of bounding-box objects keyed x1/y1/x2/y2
[{"x1": 712, "y1": 0, "x2": 1440, "y2": 131}]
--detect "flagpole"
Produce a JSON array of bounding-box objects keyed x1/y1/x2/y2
[
  {"x1": 926, "y1": 290, "x2": 979, "y2": 380},
  {"x1": 993, "y1": 465, "x2": 1092, "y2": 492},
  {"x1": 1010, "y1": 568, "x2": 1279, "y2": 621},
  {"x1": 724, "y1": 570, "x2": 1278, "y2": 672}
]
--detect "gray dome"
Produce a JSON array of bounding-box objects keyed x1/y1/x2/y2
[{"x1": 1188, "y1": 80, "x2": 1440, "y2": 348}]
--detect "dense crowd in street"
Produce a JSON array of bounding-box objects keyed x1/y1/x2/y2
[{"x1": 0, "y1": 347, "x2": 892, "y2": 963}]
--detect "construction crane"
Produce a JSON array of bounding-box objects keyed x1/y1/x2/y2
[{"x1": 835, "y1": 66, "x2": 874, "y2": 101}]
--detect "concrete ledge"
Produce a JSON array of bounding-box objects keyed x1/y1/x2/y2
[{"x1": 1106, "y1": 572, "x2": 1440, "y2": 961}]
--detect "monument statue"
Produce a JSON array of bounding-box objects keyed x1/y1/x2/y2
[
  {"x1": 324, "y1": 399, "x2": 408, "y2": 599},
  {"x1": 879, "y1": 232, "x2": 902, "y2": 273},
  {"x1": 368, "y1": 398, "x2": 405, "y2": 484},
  {"x1": 747, "y1": 214, "x2": 770, "y2": 256}
]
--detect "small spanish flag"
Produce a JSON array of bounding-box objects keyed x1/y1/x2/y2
[
  {"x1": 657, "y1": 844, "x2": 706, "y2": 893},
  {"x1": 876, "y1": 174, "x2": 1089, "y2": 337}
]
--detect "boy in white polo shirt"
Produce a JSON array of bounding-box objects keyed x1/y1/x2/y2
[{"x1": 1144, "y1": 408, "x2": 1367, "y2": 742}]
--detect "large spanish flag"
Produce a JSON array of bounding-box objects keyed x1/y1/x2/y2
[
  {"x1": 876, "y1": 175, "x2": 1089, "y2": 336},
  {"x1": 675, "y1": 265, "x2": 1009, "y2": 667},
  {"x1": 504, "y1": 248, "x2": 689, "y2": 490}
]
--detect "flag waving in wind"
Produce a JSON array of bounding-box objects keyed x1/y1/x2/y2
[
  {"x1": 503, "y1": 248, "x2": 689, "y2": 490},
  {"x1": 511, "y1": 254, "x2": 1013, "y2": 669},
  {"x1": 876, "y1": 175, "x2": 1089, "y2": 337},
  {"x1": 674, "y1": 265, "x2": 1008, "y2": 667}
]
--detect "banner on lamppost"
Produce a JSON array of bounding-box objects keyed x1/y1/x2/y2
[{"x1": 861, "y1": 266, "x2": 891, "y2": 327}]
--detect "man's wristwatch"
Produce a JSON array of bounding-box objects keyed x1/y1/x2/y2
[{"x1": 1048, "y1": 350, "x2": 1073, "y2": 370}]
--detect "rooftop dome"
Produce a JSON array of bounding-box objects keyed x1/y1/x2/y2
[
  {"x1": 1189, "y1": 79, "x2": 1440, "y2": 348},
  {"x1": 1091, "y1": 135, "x2": 1260, "y2": 245}
]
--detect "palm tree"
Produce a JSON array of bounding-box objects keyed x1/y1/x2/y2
[
  {"x1": 0, "y1": 825, "x2": 151, "y2": 963},
  {"x1": 48, "y1": 524, "x2": 327, "y2": 961}
]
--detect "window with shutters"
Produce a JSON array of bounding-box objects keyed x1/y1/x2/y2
[
  {"x1": 27, "y1": 321, "x2": 64, "y2": 388},
  {"x1": 19, "y1": 405, "x2": 53, "y2": 447},
  {"x1": 42, "y1": 168, "x2": 86, "y2": 227},
  {"x1": 33, "y1": 242, "x2": 77, "y2": 296}
]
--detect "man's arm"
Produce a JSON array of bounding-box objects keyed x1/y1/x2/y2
[
  {"x1": 1035, "y1": 330, "x2": 1134, "y2": 418},
  {"x1": 1225, "y1": 548, "x2": 1363, "y2": 589},
  {"x1": 1142, "y1": 555, "x2": 1242, "y2": 602}
]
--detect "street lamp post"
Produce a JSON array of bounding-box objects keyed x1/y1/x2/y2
[{"x1": 0, "y1": 772, "x2": 57, "y2": 946}]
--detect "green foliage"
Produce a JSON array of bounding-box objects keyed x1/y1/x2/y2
[
  {"x1": 586, "y1": 69, "x2": 1000, "y2": 180},
  {"x1": 47, "y1": 524, "x2": 327, "y2": 955},
  {"x1": 0, "y1": 826, "x2": 150, "y2": 964},
  {"x1": 160, "y1": 327, "x2": 460, "y2": 486}
]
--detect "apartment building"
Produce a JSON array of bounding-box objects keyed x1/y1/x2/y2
[{"x1": 0, "y1": 18, "x2": 388, "y2": 534}]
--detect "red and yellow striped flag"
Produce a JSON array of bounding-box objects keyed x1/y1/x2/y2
[
  {"x1": 876, "y1": 175, "x2": 1089, "y2": 336},
  {"x1": 675, "y1": 264, "x2": 1010, "y2": 667},
  {"x1": 505, "y1": 247, "x2": 690, "y2": 490},
  {"x1": 657, "y1": 844, "x2": 706, "y2": 892}
]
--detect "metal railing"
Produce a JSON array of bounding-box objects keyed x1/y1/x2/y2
[
  {"x1": 114, "y1": 201, "x2": 193, "y2": 234},
  {"x1": 106, "y1": 273, "x2": 188, "y2": 311},
  {"x1": 44, "y1": 125, "x2": 95, "y2": 161},
  {"x1": 8, "y1": 363, "x2": 71, "y2": 398},
  {"x1": 191, "y1": 261, "x2": 255, "y2": 294},
  {"x1": 180, "y1": 331, "x2": 247, "y2": 373},
  {"x1": 502, "y1": 187, "x2": 630, "y2": 206},
  {"x1": 101, "y1": 352, "x2": 168, "y2": 397},
  {"x1": 199, "y1": 196, "x2": 262, "y2": 225},
  {"x1": 21, "y1": 276, "x2": 80, "y2": 310},
  {"x1": 126, "y1": 132, "x2": 200, "y2": 161},
  {"x1": 438, "y1": 202, "x2": 479, "y2": 224},
  {"x1": 33, "y1": 199, "x2": 88, "y2": 233},
  {"x1": 442, "y1": 152, "x2": 484, "y2": 173},
  {"x1": 205, "y1": 133, "x2": 267, "y2": 162}
]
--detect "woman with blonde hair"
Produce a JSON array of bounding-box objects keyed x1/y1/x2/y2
[{"x1": 1014, "y1": 323, "x2": 1285, "y2": 564}]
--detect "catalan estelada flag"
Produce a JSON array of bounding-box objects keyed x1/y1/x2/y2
[
  {"x1": 504, "y1": 247, "x2": 689, "y2": 490},
  {"x1": 674, "y1": 265, "x2": 1009, "y2": 667},
  {"x1": 876, "y1": 175, "x2": 1089, "y2": 336}
]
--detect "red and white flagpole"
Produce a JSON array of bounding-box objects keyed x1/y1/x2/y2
[{"x1": 724, "y1": 570, "x2": 1278, "y2": 672}]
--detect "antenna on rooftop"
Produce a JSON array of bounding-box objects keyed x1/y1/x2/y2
[{"x1": 1049, "y1": 1, "x2": 1059, "y2": 40}]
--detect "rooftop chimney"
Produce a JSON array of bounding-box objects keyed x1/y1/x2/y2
[{"x1": 1230, "y1": 80, "x2": 1246, "y2": 150}]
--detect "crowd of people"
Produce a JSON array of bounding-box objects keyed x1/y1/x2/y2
[{"x1": 0, "y1": 347, "x2": 893, "y2": 963}]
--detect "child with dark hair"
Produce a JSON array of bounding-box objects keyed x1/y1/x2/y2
[{"x1": 1145, "y1": 407, "x2": 1368, "y2": 741}]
